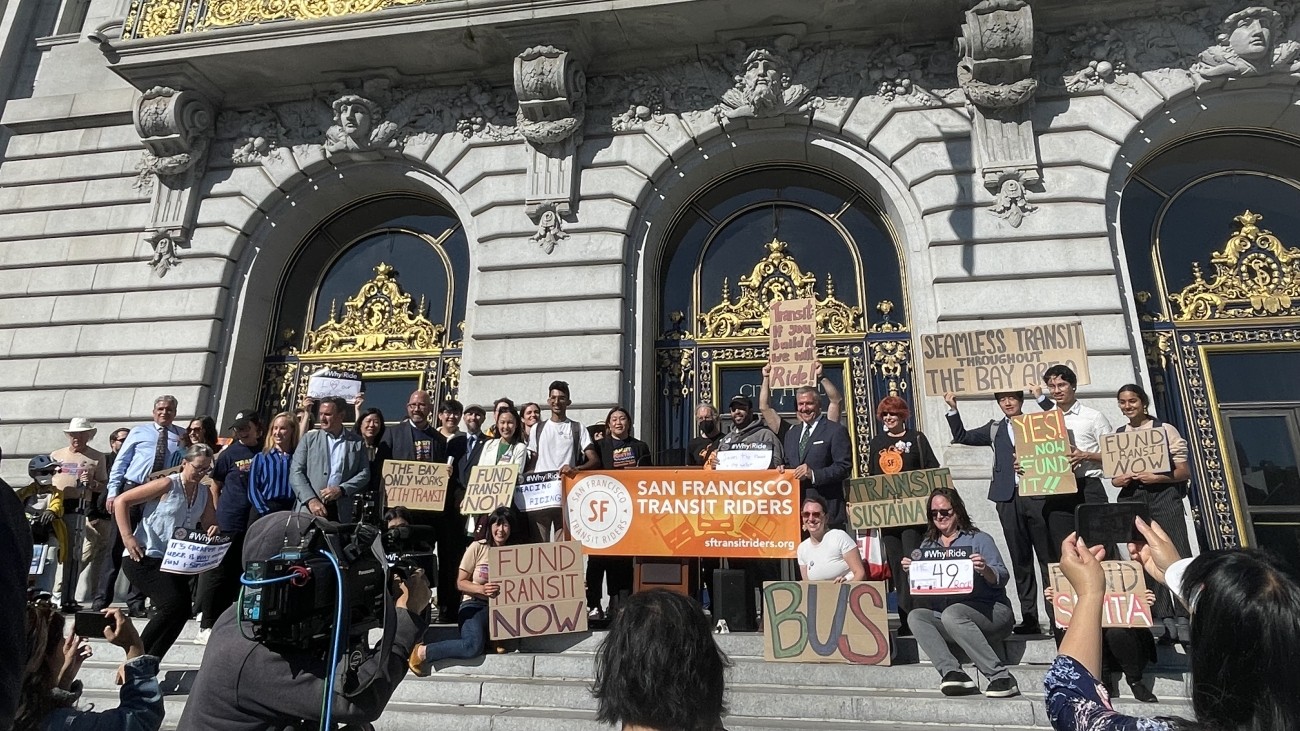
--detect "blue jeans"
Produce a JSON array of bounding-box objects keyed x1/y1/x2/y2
[{"x1": 423, "y1": 600, "x2": 488, "y2": 661}]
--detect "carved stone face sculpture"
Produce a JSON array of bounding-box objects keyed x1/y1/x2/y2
[
  {"x1": 740, "y1": 50, "x2": 786, "y2": 113},
  {"x1": 334, "y1": 97, "x2": 374, "y2": 143},
  {"x1": 1228, "y1": 13, "x2": 1272, "y2": 61}
]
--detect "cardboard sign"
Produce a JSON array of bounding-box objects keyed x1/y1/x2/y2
[
  {"x1": 1100, "y1": 429, "x2": 1172, "y2": 478},
  {"x1": 382, "y1": 460, "x2": 450, "y2": 512},
  {"x1": 920, "y1": 322, "x2": 1090, "y2": 396},
  {"x1": 1048, "y1": 561, "x2": 1153, "y2": 628},
  {"x1": 769, "y1": 298, "x2": 818, "y2": 388},
  {"x1": 489, "y1": 541, "x2": 587, "y2": 640},
  {"x1": 307, "y1": 368, "x2": 363, "y2": 400},
  {"x1": 715, "y1": 449, "x2": 773, "y2": 471},
  {"x1": 160, "y1": 530, "x2": 233, "y2": 575},
  {"x1": 563, "y1": 469, "x2": 798, "y2": 558},
  {"x1": 53, "y1": 456, "x2": 96, "y2": 492},
  {"x1": 147, "y1": 464, "x2": 183, "y2": 480},
  {"x1": 846, "y1": 468, "x2": 952, "y2": 530},
  {"x1": 516, "y1": 471, "x2": 563, "y2": 511},
  {"x1": 1011, "y1": 410, "x2": 1078, "y2": 497},
  {"x1": 461, "y1": 464, "x2": 519, "y2": 514},
  {"x1": 908, "y1": 546, "x2": 974, "y2": 596},
  {"x1": 29, "y1": 544, "x2": 55, "y2": 575},
  {"x1": 762, "y1": 581, "x2": 890, "y2": 665}
]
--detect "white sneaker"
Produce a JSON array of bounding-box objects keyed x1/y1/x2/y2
[{"x1": 195, "y1": 628, "x2": 211, "y2": 645}]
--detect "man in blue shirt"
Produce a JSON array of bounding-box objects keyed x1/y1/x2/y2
[{"x1": 195, "y1": 410, "x2": 262, "y2": 644}]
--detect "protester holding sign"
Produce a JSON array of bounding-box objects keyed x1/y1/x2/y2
[
  {"x1": 1111, "y1": 384, "x2": 1193, "y2": 637},
  {"x1": 586, "y1": 407, "x2": 653, "y2": 622},
  {"x1": 410, "y1": 507, "x2": 516, "y2": 673},
  {"x1": 781, "y1": 385, "x2": 852, "y2": 530},
  {"x1": 758, "y1": 360, "x2": 843, "y2": 445},
  {"x1": 50, "y1": 418, "x2": 109, "y2": 612},
  {"x1": 797, "y1": 495, "x2": 865, "y2": 582},
  {"x1": 526, "y1": 381, "x2": 599, "y2": 542},
  {"x1": 867, "y1": 395, "x2": 939, "y2": 635},
  {"x1": 902, "y1": 487, "x2": 1019, "y2": 699},
  {"x1": 113, "y1": 443, "x2": 218, "y2": 659}
]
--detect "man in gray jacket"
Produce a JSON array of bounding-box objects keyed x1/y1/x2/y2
[
  {"x1": 716, "y1": 394, "x2": 784, "y2": 468},
  {"x1": 291, "y1": 396, "x2": 371, "y2": 522}
]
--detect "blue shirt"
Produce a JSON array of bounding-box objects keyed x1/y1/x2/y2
[
  {"x1": 325, "y1": 430, "x2": 347, "y2": 487},
  {"x1": 916, "y1": 529, "x2": 1011, "y2": 610},
  {"x1": 213, "y1": 442, "x2": 256, "y2": 533},
  {"x1": 249, "y1": 448, "x2": 294, "y2": 515},
  {"x1": 107, "y1": 423, "x2": 184, "y2": 497},
  {"x1": 132, "y1": 473, "x2": 210, "y2": 558}
]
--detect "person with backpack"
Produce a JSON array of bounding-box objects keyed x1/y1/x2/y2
[{"x1": 525, "y1": 381, "x2": 599, "y2": 542}]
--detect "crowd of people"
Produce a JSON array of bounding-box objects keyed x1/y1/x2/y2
[{"x1": 5, "y1": 359, "x2": 1300, "y2": 731}]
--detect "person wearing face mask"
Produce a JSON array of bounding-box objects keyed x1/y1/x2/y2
[
  {"x1": 687, "y1": 404, "x2": 722, "y2": 467},
  {"x1": 868, "y1": 395, "x2": 939, "y2": 636},
  {"x1": 587, "y1": 408, "x2": 653, "y2": 621},
  {"x1": 902, "y1": 487, "x2": 1019, "y2": 699}
]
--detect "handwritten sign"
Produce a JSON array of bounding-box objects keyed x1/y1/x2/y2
[
  {"x1": 908, "y1": 546, "x2": 974, "y2": 596},
  {"x1": 846, "y1": 468, "x2": 952, "y2": 530},
  {"x1": 1048, "y1": 560, "x2": 1153, "y2": 628},
  {"x1": 461, "y1": 464, "x2": 519, "y2": 514},
  {"x1": 769, "y1": 298, "x2": 817, "y2": 388},
  {"x1": 762, "y1": 581, "x2": 890, "y2": 664},
  {"x1": 920, "y1": 322, "x2": 1090, "y2": 396},
  {"x1": 516, "y1": 471, "x2": 564, "y2": 512},
  {"x1": 29, "y1": 544, "x2": 54, "y2": 575},
  {"x1": 1100, "y1": 429, "x2": 1171, "y2": 478},
  {"x1": 715, "y1": 449, "x2": 773, "y2": 471},
  {"x1": 147, "y1": 464, "x2": 183, "y2": 480},
  {"x1": 382, "y1": 460, "x2": 449, "y2": 512},
  {"x1": 1011, "y1": 410, "x2": 1078, "y2": 497},
  {"x1": 489, "y1": 541, "x2": 587, "y2": 640},
  {"x1": 307, "y1": 368, "x2": 363, "y2": 400},
  {"x1": 160, "y1": 530, "x2": 233, "y2": 575},
  {"x1": 53, "y1": 456, "x2": 95, "y2": 493}
]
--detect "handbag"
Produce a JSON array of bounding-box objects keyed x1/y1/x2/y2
[{"x1": 855, "y1": 529, "x2": 891, "y2": 581}]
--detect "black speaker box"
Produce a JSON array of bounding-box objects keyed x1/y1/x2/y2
[{"x1": 711, "y1": 568, "x2": 753, "y2": 632}]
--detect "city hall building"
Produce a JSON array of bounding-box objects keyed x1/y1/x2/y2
[{"x1": 0, "y1": 0, "x2": 1298, "y2": 565}]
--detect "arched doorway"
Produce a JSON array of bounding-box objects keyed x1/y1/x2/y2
[
  {"x1": 654, "y1": 166, "x2": 913, "y2": 470},
  {"x1": 258, "y1": 195, "x2": 470, "y2": 421},
  {"x1": 1123, "y1": 132, "x2": 1300, "y2": 564}
]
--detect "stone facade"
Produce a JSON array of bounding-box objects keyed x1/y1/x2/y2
[{"x1": 2, "y1": 0, "x2": 1299, "y2": 569}]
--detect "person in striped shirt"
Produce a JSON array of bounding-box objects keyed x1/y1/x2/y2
[{"x1": 249, "y1": 412, "x2": 299, "y2": 517}]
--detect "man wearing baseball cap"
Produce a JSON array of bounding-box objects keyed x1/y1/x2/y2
[
  {"x1": 716, "y1": 394, "x2": 784, "y2": 468},
  {"x1": 195, "y1": 409, "x2": 262, "y2": 644},
  {"x1": 50, "y1": 418, "x2": 109, "y2": 612}
]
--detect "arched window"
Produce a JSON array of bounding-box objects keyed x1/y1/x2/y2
[{"x1": 259, "y1": 196, "x2": 469, "y2": 422}]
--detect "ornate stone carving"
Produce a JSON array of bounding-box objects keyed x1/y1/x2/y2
[
  {"x1": 958, "y1": 0, "x2": 1041, "y2": 228},
  {"x1": 323, "y1": 94, "x2": 399, "y2": 155},
  {"x1": 529, "y1": 204, "x2": 569, "y2": 255},
  {"x1": 698, "y1": 238, "x2": 863, "y2": 340},
  {"x1": 134, "y1": 86, "x2": 213, "y2": 277},
  {"x1": 715, "y1": 36, "x2": 824, "y2": 123},
  {"x1": 1192, "y1": 6, "x2": 1300, "y2": 80},
  {"x1": 1169, "y1": 210, "x2": 1300, "y2": 321},
  {"x1": 123, "y1": 0, "x2": 436, "y2": 39},
  {"x1": 301, "y1": 263, "x2": 445, "y2": 355}
]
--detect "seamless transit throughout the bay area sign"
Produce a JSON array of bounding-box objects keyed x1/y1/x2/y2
[{"x1": 563, "y1": 469, "x2": 800, "y2": 558}]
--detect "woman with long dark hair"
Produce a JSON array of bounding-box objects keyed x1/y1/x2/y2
[
  {"x1": 586, "y1": 407, "x2": 653, "y2": 621},
  {"x1": 797, "y1": 494, "x2": 866, "y2": 582},
  {"x1": 1047, "y1": 521, "x2": 1300, "y2": 730},
  {"x1": 867, "y1": 395, "x2": 939, "y2": 635},
  {"x1": 355, "y1": 407, "x2": 391, "y2": 522},
  {"x1": 902, "y1": 487, "x2": 1019, "y2": 699}
]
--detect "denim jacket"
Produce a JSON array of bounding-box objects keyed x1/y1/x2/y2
[{"x1": 41, "y1": 655, "x2": 163, "y2": 731}]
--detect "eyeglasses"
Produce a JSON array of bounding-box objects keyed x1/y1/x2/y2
[
  {"x1": 800, "y1": 511, "x2": 824, "y2": 518},
  {"x1": 929, "y1": 509, "x2": 954, "y2": 519},
  {"x1": 881, "y1": 412, "x2": 903, "y2": 417},
  {"x1": 187, "y1": 427, "x2": 204, "y2": 433}
]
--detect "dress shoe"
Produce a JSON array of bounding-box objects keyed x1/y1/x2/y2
[
  {"x1": 1128, "y1": 678, "x2": 1158, "y2": 703},
  {"x1": 127, "y1": 604, "x2": 148, "y2": 619},
  {"x1": 1012, "y1": 620, "x2": 1041, "y2": 635}
]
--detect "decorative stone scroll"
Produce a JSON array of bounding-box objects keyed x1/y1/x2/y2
[
  {"x1": 134, "y1": 86, "x2": 213, "y2": 277},
  {"x1": 957, "y1": 0, "x2": 1041, "y2": 228},
  {"x1": 514, "y1": 45, "x2": 585, "y2": 251}
]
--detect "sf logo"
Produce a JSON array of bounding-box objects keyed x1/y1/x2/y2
[{"x1": 586, "y1": 498, "x2": 613, "y2": 528}]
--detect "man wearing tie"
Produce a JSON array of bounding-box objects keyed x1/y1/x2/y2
[
  {"x1": 943, "y1": 390, "x2": 1047, "y2": 635},
  {"x1": 781, "y1": 386, "x2": 852, "y2": 529},
  {"x1": 105, "y1": 395, "x2": 185, "y2": 617}
]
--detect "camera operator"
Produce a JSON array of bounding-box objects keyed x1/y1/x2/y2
[
  {"x1": 178, "y1": 513, "x2": 431, "y2": 730},
  {"x1": 383, "y1": 507, "x2": 433, "y2": 554}
]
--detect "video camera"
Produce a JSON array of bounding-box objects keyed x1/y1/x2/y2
[{"x1": 382, "y1": 525, "x2": 437, "y2": 588}]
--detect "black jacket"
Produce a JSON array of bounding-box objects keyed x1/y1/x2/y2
[{"x1": 947, "y1": 411, "x2": 1018, "y2": 503}]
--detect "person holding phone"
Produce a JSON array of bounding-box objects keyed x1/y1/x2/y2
[
  {"x1": 902, "y1": 487, "x2": 1019, "y2": 699},
  {"x1": 1111, "y1": 383, "x2": 1193, "y2": 640}
]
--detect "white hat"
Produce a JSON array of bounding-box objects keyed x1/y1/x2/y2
[{"x1": 63, "y1": 418, "x2": 98, "y2": 435}]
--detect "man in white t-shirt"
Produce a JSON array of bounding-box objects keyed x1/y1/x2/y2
[{"x1": 527, "y1": 380, "x2": 599, "y2": 541}]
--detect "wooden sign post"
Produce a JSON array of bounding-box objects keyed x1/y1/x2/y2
[
  {"x1": 1011, "y1": 410, "x2": 1077, "y2": 497},
  {"x1": 1100, "y1": 429, "x2": 1171, "y2": 478},
  {"x1": 1048, "y1": 560, "x2": 1153, "y2": 628},
  {"x1": 460, "y1": 464, "x2": 519, "y2": 514},
  {"x1": 382, "y1": 460, "x2": 450, "y2": 512},
  {"x1": 846, "y1": 468, "x2": 952, "y2": 530},
  {"x1": 920, "y1": 322, "x2": 1090, "y2": 395},
  {"x1": 769, "y1": 298, "x2": 817, "y2": 388},
  {"x1": 762, "y1": 581, "x2": 890, "y2": 665},
  {"x1": 489, "y1": 541, "x2": 587, "y2": 640}
]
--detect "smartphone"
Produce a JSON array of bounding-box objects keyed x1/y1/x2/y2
[
  {"x1": 1075, "y1": 502, "x2": 1149, "y2": 546},
  {"x1": 73, "y1": 611, "x2": 114, "y2": 638}
]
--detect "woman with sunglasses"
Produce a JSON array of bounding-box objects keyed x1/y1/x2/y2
[
  {"x1": 867, "y1": 395, "x2": 939, "y2": 635},
  {"x1": 798, "y1": 495, "x2": 866, "y2": 582},
  {"x1": 113, "y1": 444, "x2": 219, "y2": 659},
  {"x1": 902, "y1": 487, "x2": 1019, "y2": 698}
]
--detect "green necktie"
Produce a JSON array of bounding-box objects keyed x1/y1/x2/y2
[{"x1": 799, "y1": 425, "x2": 811, "y2": 459}]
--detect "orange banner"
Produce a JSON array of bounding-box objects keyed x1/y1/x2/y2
[{"x1": 562, "y1": 469, "x2": 799, "y2": 558}]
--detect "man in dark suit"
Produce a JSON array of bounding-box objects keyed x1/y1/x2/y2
[
  {"x1": 448, "y1": 404, "x2": 487, "y2": 488},
  {"x1": 781, "y1": 386, "x2": 853, "y2": 529},
  {"x1": 943, "y1": 390, "x2": 1046, "y2": 635}
]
